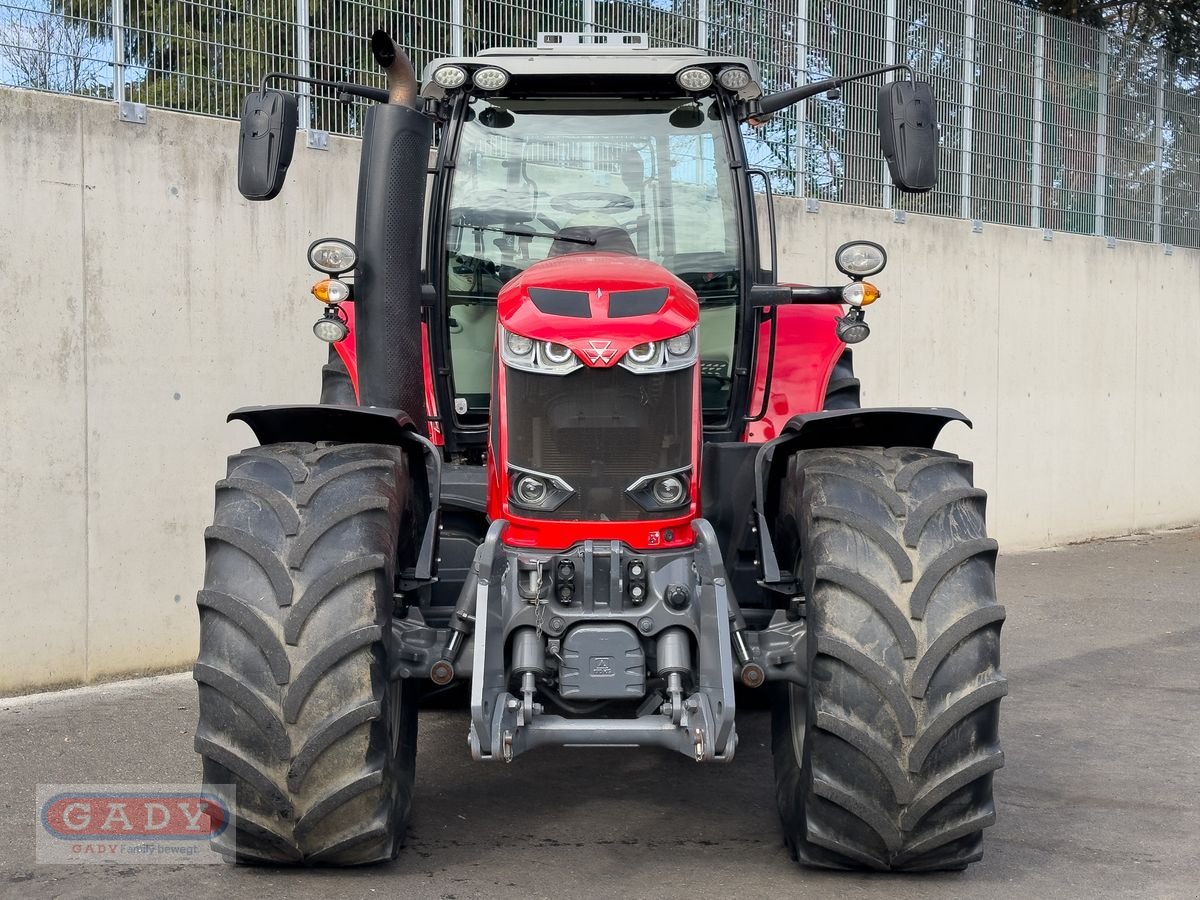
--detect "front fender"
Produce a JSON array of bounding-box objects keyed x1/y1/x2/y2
[
  {"x1": 753, "y1": 407, "x2": 971, "y2": 589},
  {"x1": 228, "y1": 404, "x2": 441, "y2": 584}
]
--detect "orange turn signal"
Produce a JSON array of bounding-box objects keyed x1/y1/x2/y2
[
  {"x1": 311, "y1": 278, "x2": 350, "y2": 304},
  {"x1": 842, "y1": 281, "x2": 880, "y2": 307}
]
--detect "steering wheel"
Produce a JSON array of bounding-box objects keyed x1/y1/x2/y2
[
  {"x1": 452, "y1": 191, "x2": 536, "y2": 227},
  {"x1": 550, "y1": 192, "x2": 636, "y2": 215}
]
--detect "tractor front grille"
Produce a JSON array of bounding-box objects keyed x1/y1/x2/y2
[{"x1": 505, "y1": 365, "x2": 693, "y2": 521}]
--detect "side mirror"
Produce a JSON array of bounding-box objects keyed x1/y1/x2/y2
[
  {"x1": 237, "y1": 89, "x2": 298, "y2": 201},
  {"x1": 878, "y1": 81, "x2": 938, "y2": 193}
]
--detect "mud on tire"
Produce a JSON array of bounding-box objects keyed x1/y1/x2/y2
[
  {"x1": 194, "y1": 442, "x2": 418, "y2": 865},
  {"x1": 772, "y1": 447, "x2": 1006, "y2": 871}
]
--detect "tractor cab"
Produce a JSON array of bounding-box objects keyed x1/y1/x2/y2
[{"x1": 423, "y1": 34, "x2": 762, "y2": 444}]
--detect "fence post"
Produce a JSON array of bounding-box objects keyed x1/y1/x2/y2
[
  {"x1": 696, "y1": 0, "x2": 708, "y2": 50},
  {"x1": 1031, "y1": 14, "x2": 1045, "y2": 229},
  {"x1": 296, "y1": 0, "x2": 311, "y2": 131},
  {"x1": 451, "y1": 0, "x2": 464, "y2": 55},
  {"x1": 882, "y1": 0, "x2": 897, "y2": 210},
  {"x1": 794, "y1": 0, "x2": 808, "y2": 197},
  {"x1": 959, "y1": 0, "x2": 975, "y2": 220},
  {"x1": 582, "y1": 0, "x2": 595, "y2": 32},
  {"x1": 1153, "y1": 50, "x2": 1165, "y2": 244},
  {"x1": 1094, "y1": 34, "x2": 1108, "y2": 236},
  {"x1": 111, "y1": 0, "x2": 124, "y2": 104}
]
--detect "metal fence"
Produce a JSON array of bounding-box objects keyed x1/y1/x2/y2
[{"x1": 2, "y1": 0, "x2": 1196, "y2": 247}]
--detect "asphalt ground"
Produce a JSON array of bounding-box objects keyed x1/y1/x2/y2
[{"x1": 1, "y1": 529, "x2": 1197, "y2": 900}]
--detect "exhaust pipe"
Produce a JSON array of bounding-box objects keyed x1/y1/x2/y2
[
  {"x1": 370, "y1": 30, "x2": 419, "y2": 108},
  {"x1": 353, "y1": 30, "x2": 431, "y2": 423}
]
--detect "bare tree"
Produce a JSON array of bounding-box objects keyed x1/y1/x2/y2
[{"x1": 0, "y1": 0, "x2": 107, "y2": 94}]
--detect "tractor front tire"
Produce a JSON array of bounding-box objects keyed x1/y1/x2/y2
[
  {"x1": 194, "y1": 441, "x2": 418, "y2": 865},
  {"x1": 772, "y1": 447, "x2": 1006, "y2": 871}
]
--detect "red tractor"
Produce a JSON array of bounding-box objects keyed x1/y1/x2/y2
[{"x1": 200, "y1": 29, "x2": 1005, "y2": 871}]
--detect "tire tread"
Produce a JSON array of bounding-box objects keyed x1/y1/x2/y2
[
  {"x1": 195, "y1": 442, "x2": 416, "y2": 865},
  {"x1": 773, "y1": 446, "x2": 1006, "y2": 872}
]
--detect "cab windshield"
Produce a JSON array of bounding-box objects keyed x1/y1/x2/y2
[{"x1": 444, "y1": 96, "x2": 741, "y2": 423}]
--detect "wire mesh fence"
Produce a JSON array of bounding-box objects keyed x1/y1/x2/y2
[{"x1": 1, "y1": 0, "x2": 1195, "y2": 247}]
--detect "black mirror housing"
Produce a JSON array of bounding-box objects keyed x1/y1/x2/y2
[
  {"x1": 878, "y1": 81, "x2": 938, "y2": 193},
  {"x1": 237, "y1": 89, "x2": 298, "y2": 201}
]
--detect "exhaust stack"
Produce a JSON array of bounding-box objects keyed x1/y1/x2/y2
[
  {"x1": 353, "y1": 30, "x2": 431, "y2": 424},
  {"x1": 371, "y1": 30, "x2": 420, "y2": 108}
]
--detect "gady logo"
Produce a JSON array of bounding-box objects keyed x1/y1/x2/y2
[
  {"x1": 41, "y1": 793, "x2": 230, "y2": 840},
  {"x1": 37, "y1": 786, "x2": 234, "y2": 863}
]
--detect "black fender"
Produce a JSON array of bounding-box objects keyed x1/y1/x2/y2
[
  {"x1": 754, "y1": 407, "x2": 971, "y2": 591},
  {"x1": 229, "y1": 404, "x2": 441, "y2": 585}
]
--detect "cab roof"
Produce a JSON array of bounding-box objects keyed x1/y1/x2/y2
[{"x1": 419, "y1": 31, "x2": 761, "y2": 89}]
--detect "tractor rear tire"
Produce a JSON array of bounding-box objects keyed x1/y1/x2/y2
[
  {"x1": 194, "y1": 441, "x2": 418, "y2": 865},
  {"x1": 822, "y1": 348, "x2": 860, "y2": 410},
  {"x1": 772, "y1": 447, "x2": 1006, "y2": 871},
  {"x1": 320, "y1": 347, "x2": 356, "y2": 405}
]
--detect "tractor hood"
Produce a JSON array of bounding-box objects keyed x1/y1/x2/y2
[{"x1": 495, "y1": 253, "x2": 699, "y2": 367}]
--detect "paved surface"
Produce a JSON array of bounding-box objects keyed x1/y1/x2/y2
[{"x1": 1, "y1": 529, "x2": 1197, "y2": 900}]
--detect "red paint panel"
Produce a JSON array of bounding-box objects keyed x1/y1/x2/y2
[
  {"x1": 497, "y1": 253, "x2": 699, "y2": 365},
  {"x1": 420, "y1": 320, "x2": 444, "y2": 445},
  {"x1": 332, "y1": 301, "x2": 359, "y2": 400},
  {"x1": 488, "y1": 349, "x2": 701, "y2": 553},
  {"x1": 330, "y1": 303, "x2": 443, "y2": 445},
  {"x1": 489, "y1": 253, "x2": 704, "y2": 551},
  {"x1": 743, "y1": 304, "x2": 846, "y2": 442}
]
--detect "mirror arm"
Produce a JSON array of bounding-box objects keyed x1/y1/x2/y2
[
  {"x1": 259, "y1": 71, "x2": 390, "y2": 105},
  {"x1": 750, "y1": 63, "x2": 915, "y2": 119},
  {"x1": 750, "y1": 284, "x2": 845, "y2": 307},
  {"x1": 787, "y1": 286, "x2": 845, "y2": 304}
]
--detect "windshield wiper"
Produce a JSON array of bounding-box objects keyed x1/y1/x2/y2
[{"x1": 449, "y1": 223, "x2": 595, "y2": 245}]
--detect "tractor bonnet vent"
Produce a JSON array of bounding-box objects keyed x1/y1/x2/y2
[{"x1": 536, "y1": 32, "x2": 650, "y2": 51}]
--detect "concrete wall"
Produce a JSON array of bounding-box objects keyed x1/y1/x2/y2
[
  {"x1": 1, "y1": 88, "x2": 358, "y2": 694},
  {"x1": 772, "y1": 201, "x2": 1200, "y2": 550},
  {"x1": 2, "y1": 87, "x2": 1197, "y2": 694}
]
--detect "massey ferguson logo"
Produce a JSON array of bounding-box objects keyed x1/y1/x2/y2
[{"x1": 584, "y1": 340, "x2": 617, "y2": 365}]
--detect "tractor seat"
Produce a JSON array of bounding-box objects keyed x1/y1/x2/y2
[{"x1": 548, "y1": 225, "x2": 637, "y2": 258}]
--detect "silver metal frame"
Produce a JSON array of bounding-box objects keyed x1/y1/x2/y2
[{"x1": 465, "y1": 519, "x2": 738, "y2": 763}]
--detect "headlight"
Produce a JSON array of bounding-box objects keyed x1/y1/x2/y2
[
  {"x1": 627, "y1": 341, "x2": 659, "y2": 365},
  {"x1": 836, "y1": 310, "x2": 871, "y2": 344},
  {"x1": 835, "y1": 240, "x2": 887, "y2": 278},
  {"x1": 666, "y1": 331, "x2": 693, "y2": 357},
  {"x1": 626, "y1": 468, "x2": 692, "y2": 512},
  {"x1": 472, "y1": 67, "x2": 509, "y2": 91},
  {"x1": 499, "y1": 328, "x2": 581, "y2": 375},
  {"x1": 541, "y1": 342, "x2": 574, "y2": 366},
  {"x1": 506, "y1": 330, "x2": 534, "y2": 357},
  {"x1": 716, "y1": 67, "x2": 751, "y2": 91},
  {"x1": 652, "y1": 476, "x2": 685, "y2": 506},
  {"x1": 313, "y1": 312, "x2": 348, "y2": 343},
  {"x1": 620, "y1": 329, "x2": 698, "y2": 374},
  {"x1": 307, "y1": 238, "x2": 357, "y2": 275},
  {"x1": 432, "y1": 65, "x2": 468, "y2": 89},
  {"x1": 514, "y1": 475, "x2": 547, "y2": 505},
  {"x1": 508, "y1": 466, "x2": 574, "y2": 512},
  {"x1": 676, "y1": 67, "x2": 713, "y2": 92}
]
